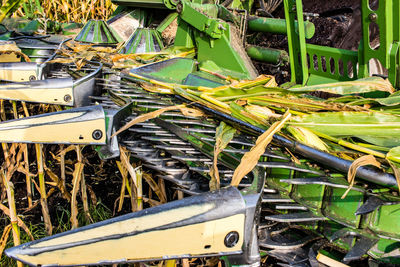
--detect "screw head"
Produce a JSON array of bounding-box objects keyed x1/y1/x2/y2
[
  {"x1": 64, "y1": 94, "x2": 72, "y2": 102},
  {"x1": 224, "y1": 231, "x2": 239, "y2": 248},
  {"x1": 29, "y1": 75, "x2": 36, "y2": 81},
  {"x1": 92, "y1": 129, "x2": 103, "y2": 140},
  {"x1": 369, "y1": 13, "x2": 378, "y2": 22}
]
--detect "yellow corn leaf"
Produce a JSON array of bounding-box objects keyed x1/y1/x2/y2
[
  {"x1": 143, "y1": 172, "x2": 167, "y2": 203},
  {"x1": 210, "y1": 122, "x2": 236, "y2": 190},
  {"x1": 342, "y1": 155, "x2": 381, "y2": 199},
  {"x1": 66, "y1": 41, "x2": 93, "y2": 53},
  {"x1": 287, "y1": 126, "x2": 329, "y2": 152},
  {"x1": 70, "y1": 162, "x2": 84, "y2": 229},
  {"x1": 116, "y1": 160, "x2": 129, "y2": 212},
  {"x1": 200, "y1": 93, "x2": 230, "y2": 110},
  {"x1": 143, "y1": 197, "x2": 161, "y2": 207},
  {"x1": 119, "y1": 145, "x2": 137, "y2": 187},
  {"x1": 46, "y1": 57, "x2": 75, "y2": 64},
  {"x1": 140, "y1": 82, "x2": 174, "y2": 94},
  {"x1": 179, "y1": 106, "x2": 205, "y2": 117},
  {"x1": 240, "y1": 109, "x2": 270, "y2": 125},
  {"x1": 90, "y1": 46, "x2": 118, "y2": 53},
  {"x1": 317, "y1": 252, "x2": 350, "y2": 267},
  {"x1": 387, "y1": 161, "x2": 400, "y2": 194},
  {"x1": 112, "y1": 104, "x2": 185, "y2": 138},
  {"x1": 264, "y1": 75, "x2": 278, "y2": 87},
  {"x1": 0, "y1": 41, "x2": 30, "y2": 62},
  {"x1": 110, "y1": 52, "x2": 165, "y2": 62},
  {"x1": 231, "y1": 111, "x2": 291, "y2": 186},
  {"x1": 116, "y1": 161, "x2": 132, "y2": 197},
  {"x1": 45, "y1": 167, "x2": 71, "y2": 201},
  {"x1": 112, "y1": 62, "x2": 141, "y2": 69},
  {"x1": 245, "y1": 104, "x2": 279, "y2": 120},
  {"x1": 0, "y1": 224, "x2": 11, "y2": 257},
  {"x1": 231, "y1": 75, "x2": 274, "y2": 89},
  {"x1": 136, "y1": 167, "x2": 143, "y2": 210}
]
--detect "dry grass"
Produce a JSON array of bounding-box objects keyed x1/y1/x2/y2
[
  {"x1": 12, "y1": 0, "x2": 116, "y2": 23},
  {"x1": 0, "y1": 101, "x2": 171, "y2": 265}
]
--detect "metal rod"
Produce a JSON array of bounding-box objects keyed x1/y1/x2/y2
[
  {"x1": 178, "y1": 97, "x2": 399, "y2": 190},
  {"x1": 246, "y1": 45, "x2": 289, "y2": 64},
  {"x1": 247, "y1": 16, "x2": 315, "y2": 39}
]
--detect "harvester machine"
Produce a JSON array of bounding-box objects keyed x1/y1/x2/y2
[{"x1": 2, "y1": 0, "x2": 400, "y2": 266}]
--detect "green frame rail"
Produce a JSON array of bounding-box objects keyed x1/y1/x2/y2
[{"x1": 284, "y1": 0, "x2": 400, "y2": 88}]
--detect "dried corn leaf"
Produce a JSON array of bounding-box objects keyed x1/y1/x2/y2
[
  {"x1": 116, "y1": 160, "x2": 129, "y2": 212},
  {"x1": 119, "y1": 145, "x2": 137, "y2": 187},
  {"x1": 0, "y1": 224, "x2": 11, "y2": 257},
  {"x1": 387, "y1": 161, "x2": 400, "y2": 194},
  {"x1": 45, "y1": 167, "x2": 71, "y2": 201},
  {"x1": 112, "y1": 104, "x2": 183, "y2": 136},
  {"x1": 0, "y1": 40, "x2": 30, "y2": 62},
  {"x1": 143, "y1": 172, "x2": 167, "y2": 203},
  {"x1": 66, "y1": 41, "x2": 93, "y2": 53},
  {"x1": 110, "y1": 52, "x2": 166, "y2": 62},
  {"x1": 0, "y1": 203, "x2": 33, "y2": 240},
  {"x1": 112, "y1": 104, "x2": 188, "y2": 137},
  {"x1": 179, "y1": 106, "x2": 204, "y2": 117},
  {"x1": 1, "y1": 170, "x2": 21, "y2": 250},
  {"x1": 136, "y1": 167, "x2": 143, "y2": 210},
  {"x1": 210, "y1": 122, "x2": 236, "y2": 190},
  {"x1": 342, "y1": 155, "x2": 381, "y2": 199},
  {"x1": 46, "y1": 57, "x2": 75, "y2": 65},
  {"x1": 143, "y1": 197, "x2": 161, "y2": 207},
  {"x1": 139, "y1": 82, "x2": 174, "y2": 94},
  {"x1": 35, "y1": 143, "x2": 52, "y2": 235},
  {"x1": 231, "y1": 111, "x2": 291, "y2": 186},
  {"x1": 70, "y1": 162, "x2": 84, "y2": 229}
]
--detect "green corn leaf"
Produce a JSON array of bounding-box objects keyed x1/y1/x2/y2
[
  {"x1": 229, "y1": 102, "x2": 264, "y2": 128},
  {"x1": 210, "y1": 85, "x2": 290, "y2": 102},
  {"x1": 290, "y1": 111, "x2": 400, "y2": 148},
  {"x1": 387, "y1": 146, "x2": 400, "y2": 164},
  {"x1": 288, "y1": 77, "x2": 394, "y2": 95}
]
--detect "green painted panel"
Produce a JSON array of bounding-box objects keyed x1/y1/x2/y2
[
  {"x1": 368, "y1": 203, "x2": 400, "y2": 239},
  {"x1": 291, "y1": 183, "x2": 324, "y2": 211},
  {"x1": 323, "y1": 187, "x2": 363, "y2": 228}
]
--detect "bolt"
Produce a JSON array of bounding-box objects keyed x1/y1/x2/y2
[
  {"x1": 92, "y1": 129, "x2": 103, "y2": 140},
  {"x1": 176, "y1": 3, "x2": 183, "y2": 13},
  {"x1": 29, "y1": 75, "x2": 36, "y2": 81},
  {"x1": 64, "y1": 94, "x2": 72, "y2": 102},
  {"x1": 224, "y1": 231, "x2": 239, "y2": 248},
  {"x1": 369, "y1": 13, "x2": 378, "y2": 22}
]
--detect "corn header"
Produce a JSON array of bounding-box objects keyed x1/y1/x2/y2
[{"x1": 1, "y1": 0, "x2": 400, "y2": 266}]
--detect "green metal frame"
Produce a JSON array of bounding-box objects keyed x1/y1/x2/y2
[{"x1": 284, "y1": 0, "x2": 400, "y2": 88}]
